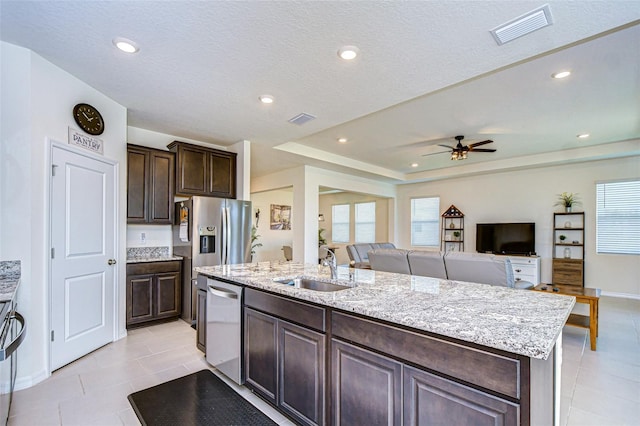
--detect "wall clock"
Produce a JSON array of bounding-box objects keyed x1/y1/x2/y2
[{"x1": 73, "y1": 103, "x2": 104, "y2": 135}]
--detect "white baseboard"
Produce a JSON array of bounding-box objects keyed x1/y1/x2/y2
[
  {"x1": 601, "y1": 291, "x2": 640, "y2": 300},
  {"x1": 12, "y1": 368, "x2": 49, "y2": 392}
]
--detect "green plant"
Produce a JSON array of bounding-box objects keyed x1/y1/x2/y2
[
  {"x1": 555, "y1": 192, "x2": 580, "y2": 208},
  {"x1": 318, "y1": 228, "x2": 327, "y2": 246},
  {"x1": 453, "y1": 231, "x2": 461, "y2": 239},
  {"x1": 559, "y1": 235, "x2": 567, "y2": 241},
  {"x1": 251, "y1": 226, "x2": 262, "y2": 257}
]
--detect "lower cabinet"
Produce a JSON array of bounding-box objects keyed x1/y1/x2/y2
[
  {"x1": 331, "y1": 340, "x2": 402, "y2": 425},
  {"x1": 245, "y1": 307, "x2": 325, "y2": 426},
  {"x1": 126, "y1": 261, "x2": 181, "y2": 328},
  {"x1": 196, "y1": 288, "x2": 207, "y2": 352}
]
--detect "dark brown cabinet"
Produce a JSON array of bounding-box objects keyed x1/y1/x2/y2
[
  {"x1": 403, "y1": 365, "x2": 519, "y2": 425},
  {"x1": 126, "y1": 261, "x2": 181, "y2": 328},
  {"x1": 332, "y1": 339, "x2": 402, "y2": 425},
  {"x1": 196, "y1": 288, "x2": 207, "y2": 353},
  {"x1": 244, "y1": 289, "x2": 326, "y2": 426},
  {"x1": 126, "y1": 144, "x2": 175, "y2": 224},
  {"x1": 167, "y1": 141, "x2": 237, "y2": 199}
]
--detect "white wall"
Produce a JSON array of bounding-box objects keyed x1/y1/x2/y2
[
  {"x1": 396, "y1": 155, "x2": 640, "y2": 297},
  {"x1": 0, "y1": 42, "x2": 128, "y2": 387},
  {"x1": 250, "y1": 189, "x2": 294, "y2": 262}
]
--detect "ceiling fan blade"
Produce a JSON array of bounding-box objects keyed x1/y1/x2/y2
[
  {"x1": 469, "y1": 148, "x2": 497, "y2": 152},
  {"x1": 421, "y1": 150, "x2": 450, "y2": 157},
  {"x1": 437, "y1": 144, "x2": 455, "y2": 150},
  {"x1": 467, "y1": 139, "x2": 493, "y2": 148}
]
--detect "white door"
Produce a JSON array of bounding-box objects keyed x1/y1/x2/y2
[{"x1": 50, "y1": 144, "x2": 117, "y2": 371}]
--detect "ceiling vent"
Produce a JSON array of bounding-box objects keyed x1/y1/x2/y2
[
  {"x1": 490, "y1": 4, "x2": 553, "y2": 45},
  {"x1": 288, "y1": 113, "x2": 316, "y2": 126}
]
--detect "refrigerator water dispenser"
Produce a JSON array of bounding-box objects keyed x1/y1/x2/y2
[{"x1": 199, "y1": 226, "x2": 216, "y2": 253}]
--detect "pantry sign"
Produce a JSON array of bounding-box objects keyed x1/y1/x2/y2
[{"x1": 68, "y1": 127, "x2": 104, "y2": 155}]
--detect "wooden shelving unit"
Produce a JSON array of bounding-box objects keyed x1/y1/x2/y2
[
  {"x1": 441, "y1": 205, "x2": 464, "y2": 252},
  {"x1": 552, "y1": 212, "x2": 585, "y2": 287}
]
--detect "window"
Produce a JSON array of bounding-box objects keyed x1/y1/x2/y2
[
  {"x1": 355, "y1": 202, "x2": 376, "y2": 243},
  {"x1": 596, "y1": 180, "x2": 640, "y2": 255},
  {"x1": 411, "y1": 197, "x2": 440, "y2": 246},
  {"x1": 332, "y1": 204, "x2": 350, "y2": 243}
]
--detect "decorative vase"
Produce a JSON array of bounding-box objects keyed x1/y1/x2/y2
[
  {"x1": 564, "y1": 247, "x2": 571, "y2": 259},
  {"x1": 565, "y1": 206, "x2": 572, "y2": 213},
  {"x1": 449, "y1": 222, "x2": 455, "y2": 229},
  {"x1": 564, "y1": 221, "x2": 572, "y2": 228}
]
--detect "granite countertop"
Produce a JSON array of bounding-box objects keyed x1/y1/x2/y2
[
  {"x1": 0, "y1": 260, "x2": 21, "y2": 302},
  {"x1": 126, "y1": 246, "x2": 182, "y2": 264},
  {"x1": 194, "y1": 262, "x2": 575, "y2": 360}
]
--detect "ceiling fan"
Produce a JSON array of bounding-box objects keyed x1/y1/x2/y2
[{"x1": 424, "y1": 135, "x2": 496, "y2": 160}]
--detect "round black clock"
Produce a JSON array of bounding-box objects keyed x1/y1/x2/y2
[{"x1": 73, "y1": 103, "x2": 104, "y2": 135}]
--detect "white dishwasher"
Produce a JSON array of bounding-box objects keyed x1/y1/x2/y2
[{"x1": 205, "y1": 278, "x2": 243, "y2": 384}]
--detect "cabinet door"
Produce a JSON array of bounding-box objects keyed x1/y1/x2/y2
[
  {"x1": 126, "y1": 148, "x2": 149, "y2": 223},
  {"x1": 404, "y1": 365, "x2": 519, "y2": 425},
  {"x1": 332, "y1": 339, "x2": 402, "y2": 426},
  {"x1": 155, "y1": 272, "x2": 181, "y2": 319},
  {"x1": 127, "y1": 274, "x2": 154, "y2": 326},
  {"x1": 176, "y1": 144, "x2": 208, "y2": 195},
  {"x1": 245, "y1": 308, "x2": 278, "y2": 404},
  {"x1": 196, "y1": 289, "x2": 206, "y2": 353},
  {"x1": 208, "y1": 151, "x2": 236, "y2": 198},
  {"x1": 279, "y1": 321, "x2": 325, "y2": 426},
  {"x1": 149, "y1": 150, "x2": 175, "y2": 224}
]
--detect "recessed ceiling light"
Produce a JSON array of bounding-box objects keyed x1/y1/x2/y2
[
  {"x1": 259, "y1": 95, "x2": 274, "y2": 104},
  {"x1": 410, "y1": 163, "x2": 418, "y2": 168},
  {"x1": 577, "y1": 133, "x2": 590, "y2": 139},
  {"x1": 337, "y1": 138, "x2": 348, "y2": 143},
  {"x1": 338, "y1": 46, "x2": 359, "y2": 60},
  {"x1": 551, "y1": 71, "x2": 571, "y2": 79},
  {"x1": 113, "y1": 37, "x2": 139, "y2": 54}
]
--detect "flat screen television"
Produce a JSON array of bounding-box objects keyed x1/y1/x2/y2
[{"x1": 476, "y1": 223, "x2": 535, "y2": 255}]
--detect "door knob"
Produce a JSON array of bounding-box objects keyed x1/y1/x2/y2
[{"x1": 108, "y1": 259, "x2": 117, "y2": 265}]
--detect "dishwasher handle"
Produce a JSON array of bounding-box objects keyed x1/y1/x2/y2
[
  {"x1": 0, "y1": 311, "x2": 26, "y2": 361},
  {"x1": 208, "y1": 286, "x2": 238, "y2": 300}
]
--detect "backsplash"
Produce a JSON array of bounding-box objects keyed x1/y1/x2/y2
[
  {"x1": 0, "y1": 260, "x2": 21, "y2": 280},
  {"x1": 127, "y1": 246, "x2": 170, "y2": 259}
]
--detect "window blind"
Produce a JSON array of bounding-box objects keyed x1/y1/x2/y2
[
  {"x1": 596, "y1": 180, "x2": 640, "y2": 255},
  {"x1": 332, "y1": 204, "x2": 350, "y2": 243},
  {"x1": 411, "y1": 197, "x2": 440, "y2": 246},
  {"x1": 355, "y1": 202, "x2": 376, "y2": 243}
]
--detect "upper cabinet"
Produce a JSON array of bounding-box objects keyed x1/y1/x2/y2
[
  {"x1": 127, "y1": 144, "x2": 175, "y2": 224},
  {"x1": 167, "y1": 141, "x2": 237, "y2": 199}
]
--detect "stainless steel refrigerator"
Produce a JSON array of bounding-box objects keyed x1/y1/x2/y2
[{"x1": 172, "y1": 196, "x2": 252, "y2": 324}]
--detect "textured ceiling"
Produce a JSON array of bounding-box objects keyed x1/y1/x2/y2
[{"x1": 1, "y1": 1, "x2": 639, "y2": 182}]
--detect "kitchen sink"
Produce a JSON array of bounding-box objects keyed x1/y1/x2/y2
[{"x1": 273, "y1": 277, "x2": 351, "y2": 292}]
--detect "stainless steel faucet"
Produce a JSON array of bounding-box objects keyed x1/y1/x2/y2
[{"x1": 322, "y1": 249, "x2": 338, "y2": 280}]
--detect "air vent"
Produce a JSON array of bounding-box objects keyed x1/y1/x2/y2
[
  {"x1": 288, "y1": 113, "x2": 316, "y2": 126},
  {"x1": 490, "y1": 4, "x2": 553, "y2": 45}
]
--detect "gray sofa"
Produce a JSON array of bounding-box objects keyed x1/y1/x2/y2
[
  {"x1": 345, "y1": 242, "x2": 396, "y2": 269},
  {"x1": 368, "y1": 248, "x2": 533, "y2": 289}
]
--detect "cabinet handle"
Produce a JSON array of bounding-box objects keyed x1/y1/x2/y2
[
  {"x1": 515, "y1": 277, "x2": 522, "y2": 281},
  {"x1": 515, "y1": 269, "x2": 521, "y2": 272}
]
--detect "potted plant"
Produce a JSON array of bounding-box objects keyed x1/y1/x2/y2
[
  {"x1": 453, "y1": 231, "x2": 461, "y2": 241},
  {"x1": 318, "y1": 228, "x2": 327, "y2": 246},
  {"x1": 559, "y1": 234, "x2": 567, "y2": 243},
  {"x1": 556, "y1": 192, "x2": 580, "y2": 212},
  {"x1": 250, "y1": 226, "x2": 262, "y2": 261}
]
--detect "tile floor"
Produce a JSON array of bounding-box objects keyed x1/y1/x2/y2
[{"x1": 7, "y1": 296, "x2": 640, "y2": 426}]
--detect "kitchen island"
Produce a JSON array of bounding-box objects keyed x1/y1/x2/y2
[{"x1": 195, "y1": 262, "x2": 574, "y2": 426}]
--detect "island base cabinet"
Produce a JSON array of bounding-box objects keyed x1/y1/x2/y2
[
  {"x1": 245, "y1": 308, "x2": 278, "y2": 404},
  {"x1": 331, "y1": 340, "x2": 402, "y2": 425},
  {"x1": 279, "y1": 321, "x2": 325, "y2": 426},
  {"x1": 245, "y1": 307, "x2": 325, "y2": 426},
  {"x1": 404, "y1": 365, "x2": 519, "y2": 425}
]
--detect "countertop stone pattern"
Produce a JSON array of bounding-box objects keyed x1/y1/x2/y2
[
  {"x1": 0, "y1": 260, "x2": 21, "y2": 302},
  {"x1": 127, "y1": 247, "x2": 182, "y2": 263},
  {"x1": 195, "y1": 262, "x2": 575, "y2": 360}
]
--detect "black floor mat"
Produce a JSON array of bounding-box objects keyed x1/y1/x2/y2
[{"x1": 128, "y1": 370, "x2": 278, "y2": 426}]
